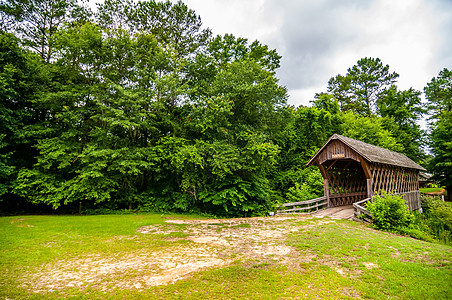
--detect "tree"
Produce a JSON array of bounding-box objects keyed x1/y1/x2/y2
[
  {"x1": 311, "y1": 92, "x2": 339, "y2": 115},
  {"x1": 179, "y1": 35, "x2": 287, "y2": 216},
  {"x1": 96, "y1": 0, "x2": 211, "y2": 57},
  {"x1": 270, "y1": 105, "x2": 336, "y2": 203},
  {"x1": 0, "y1": 32, "x2": 45, "y2": 203},
  {"x1": 327, "y1": 57, "x2": 399, "y2": 116},
  {"x1": 339, "y1": 112, "x2": 404, "y2": 152},
  {"x1": 326, "y1": 57, "x2": 425, "y2": 162},
  {"x1": 0, "y1": 1, "x2": 15, "y2": 32},
  {"x1": 15, "y1": 23, "x2": 171, "y2": 209},
  {"x1": 378, "y1": 86, "x2": 426, "y2": 162},
  {"x1": 0, "y1": 0, "x2": 91, "y2": 62},
  {"x1": 425, "y1": 68, "x2": 452, "y2": 201}
]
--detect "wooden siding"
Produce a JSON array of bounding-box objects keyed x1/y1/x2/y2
[
  {"x1": 400, "y1": 191, "x2": 421, "y2": 211},
  {"x1": 369, "y1": 162, "x2": 419, "y2": 195},
  {"x1": 318, "y1": 140, "x2": 361, "y2": 165}
]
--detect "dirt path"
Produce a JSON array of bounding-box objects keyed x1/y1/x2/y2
[{"x1": 23, "y1": 214, "x2": 336, "y2": 293}]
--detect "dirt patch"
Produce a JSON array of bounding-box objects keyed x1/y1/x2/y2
[
  {"x1": 139, "y1": 216, "x2": 306, "y2": 261},
  {"x1": 24, "y1": 244, "x2": 229, "y2": 293},
  {"x1": 362, "y1": 262, "x2": 379, "y2": 270},
  {"x1": 23, "y1": 214, "x2": 344, "y2": 293},
  {"x1": 10, "y1": 218, "x2": 35, "y2": 228}
]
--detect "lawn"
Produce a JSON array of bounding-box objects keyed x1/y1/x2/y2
[{"x1": 1, "y1": 214, "x2": 451, "y2": 299}]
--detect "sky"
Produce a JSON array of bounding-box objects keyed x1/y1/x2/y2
[{"x1": 171, "y1": 0, "x2": 452, "y2": 107}]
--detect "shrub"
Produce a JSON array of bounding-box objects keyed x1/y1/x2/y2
[
  {"x1": 367, "y1": 193, "x2": 452, "y2": 245},
  {"x1": 421, "y1": 196, "x2": 452, "y2": 245},
  {"x1": 286, "y1": 182, "x2": 315, "y2": 203},
  {"x1": 367, "y1": 191, "x2": 413, "y2": 231}
]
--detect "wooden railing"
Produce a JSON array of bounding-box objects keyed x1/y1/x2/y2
[
  {"x1": 352, "y1": 197, "x2": 372, "y2": 222},
  {"x1": 276, "y1": 196, "x2": 327, "y2": 215},
  {"x1": 353, "y1": 190, "x2": 422, "y2": 222}
]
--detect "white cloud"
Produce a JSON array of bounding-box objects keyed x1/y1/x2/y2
[{"x1": 134, "y1": 0, "x2": 452, "y2": 107}]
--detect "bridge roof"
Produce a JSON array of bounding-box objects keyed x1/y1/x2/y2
[{"x1": 306, "y1": 134, "x2": 426, "y2": 171}]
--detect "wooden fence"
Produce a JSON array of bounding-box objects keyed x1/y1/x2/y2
[{"x1": 276, "y1": 196, "x2": 327, "y2": 215}]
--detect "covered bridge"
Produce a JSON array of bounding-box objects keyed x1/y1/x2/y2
[{"x1": 306, "y1": 134, "x2": 426, "y2": 211}]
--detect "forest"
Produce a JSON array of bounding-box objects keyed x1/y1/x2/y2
[{"x1": 1, "y1": 0, "x2": 451, "y2": 216}]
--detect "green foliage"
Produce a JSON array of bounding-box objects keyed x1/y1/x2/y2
[
  {"x1": 0, "y1": 0, "x2": 91, "y2": 62},
  {"x1": 0, "y1": 0, "x2": 439, "y2": 218},
  {"x1": 270, "y1": 106, "x2": 334, "y2": 204},
  {"x1": 326, "y1": 57, "x2": 425, "y2": 162},
  {"x1": 328, "y1": 57, "x2": 398, "y2": 116},
  {"x1": 311, "y1": 92, "x2": 339, "y2": 115},
  {"x1": 0, "y1": 134, "x2": 14, "y2": 197},
  {"x1": 378, "y1": 86, "x2": 426, "y2": 162},
  {"x1": 367, "y1": 191, "x2": 413, "y2": 231},
  {"x1": 367, "y1": 193, "x2": 452, "y2": 245},
  {"x1": 425, "y1": 68, "x2": 452, "y2": 201},
  {"x1": 421, "y1": 196, "x2": 452, "y2": 244},
  {"x1": 0, "y1": 32, "x2": 45, "y2": 200},
  {"x1": 284, "y1": 167, "x2": 323, "y2": 202},
  {"x1": 96, "y1": 0, "x2": 211, "y2": 57},
  {"x1": 286, "y1": 183, "x2": 315, "y2": 203},
  {"x1": 339, "y1": 112, "x2": 404, "y2": 152}
]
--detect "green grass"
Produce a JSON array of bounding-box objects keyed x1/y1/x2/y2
[
  {"x1": 1, "y1": 214, "x2": 451, "y2": 299},
  {"x1": 289, "y1": 220, "x2": 452, "y2": 299}
]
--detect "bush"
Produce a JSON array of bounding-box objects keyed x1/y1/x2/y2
[
  {"x1": 366, "y1": 193, "x2": 452, "y2": 245},
  {"x1": 367, "y1": 191, "x2": 413, "y2": 231},
  {"x1": 421, "y1": 196, "x2": 452, "y2": 245},
  {"x1": 286, "y1": 182, "x2": 316, "y2": 203}
]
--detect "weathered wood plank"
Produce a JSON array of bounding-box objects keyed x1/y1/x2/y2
[
  {"x1": 277, "y1": 201, "x2": 328, "y2": 213},
  {"x1": 277, "y1": 196, "x2": 326, "y2": 208},
  {"x1": 329, "y1": 192, "x2": 366, "y2": 199}
]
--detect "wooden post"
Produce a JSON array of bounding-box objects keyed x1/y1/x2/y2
[
  {"x1": 317, "y1": 161, "x2": 331, "y2": 208},
  {"x1": 359, "y1": 157, "x2": 373, "y2": 198},
  {"x1": 324, "y1": 178, "x2": 330, "y2": 208},
  {"x1": 366, "y1": 179, "x2": 373, "y2": 198}
]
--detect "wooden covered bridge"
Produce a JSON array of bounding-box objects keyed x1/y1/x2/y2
[{"x1": 277, "y1": 134, "x2": 426, "y2": 219}]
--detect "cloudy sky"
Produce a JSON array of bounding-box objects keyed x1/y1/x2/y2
[{"x1": 174, "y1": 0, "x2": 452, "y2": 107}]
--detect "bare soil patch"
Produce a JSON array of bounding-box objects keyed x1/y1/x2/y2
[{"x1": 23, "y1": 215, "x2": 339, "y2": 293}]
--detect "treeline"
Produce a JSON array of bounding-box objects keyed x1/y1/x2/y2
[{"x1": 1, "y1": 0, "x2": 450, "y2": 215}]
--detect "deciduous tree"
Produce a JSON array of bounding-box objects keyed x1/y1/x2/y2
[
  {"x1": 425, "y1": 68, "x2": 452, "y2": 201},
  {"x1": 0, "y1": 32, "x2": 45, "y2": 203}
]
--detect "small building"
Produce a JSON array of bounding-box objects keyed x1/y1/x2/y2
[
  {"x1": 306, "y1": 134, "x2": 426, "y2": 211},
  {"x1": 419, "y1": 172, "x2": 434, "y2": 188}
]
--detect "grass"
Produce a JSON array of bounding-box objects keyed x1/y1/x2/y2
[
  {"x1": 288, "y1": 220, "x2": 452, "y2": 299},
  {"x1": 1, "y1": 214, "x2": 451, "y2": 299}
]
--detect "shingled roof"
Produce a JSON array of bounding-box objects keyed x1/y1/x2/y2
[{"x1": 307, "y1": 134, "x2": 426, "y2": 171}]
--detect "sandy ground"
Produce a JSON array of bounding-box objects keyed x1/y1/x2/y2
[{"x1": 22, "y1": 214, "x2": 352, "y2": 293}]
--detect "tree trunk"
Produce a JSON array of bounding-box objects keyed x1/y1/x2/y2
[{"x1": 446, "y1": 187, "x2": 451, "y2": 202}]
